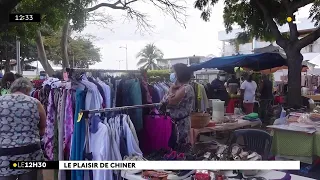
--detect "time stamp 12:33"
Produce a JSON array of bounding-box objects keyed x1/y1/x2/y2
[{"x1": 9, "y1": 14, "x2": 41, "y2": 22}]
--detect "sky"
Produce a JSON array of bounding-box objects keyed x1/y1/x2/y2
[
  {"x1": 42, "y1": 1, "x2": 312, "y2": 71},
  {"x1": 81, "y1": 0, "x2": 225, "y2": 70}
]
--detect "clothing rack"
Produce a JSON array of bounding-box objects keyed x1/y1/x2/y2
[
  {"x1": 81, "y1": 103, "x2": 163, "y2": 118},
  {"x1": 65, "y1": 68, "x2": 141, "y2": 74}
]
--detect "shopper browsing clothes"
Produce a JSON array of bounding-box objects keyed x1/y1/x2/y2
[
  {"x1": 162, "y1": 63, "x2": 195, "y2": 145},
  {"x1": 240, "y1": 74, "x2": 257, "y2": 114},
  {"x1": 0, "y1": 78, "x2": 46, "y2": 180}
]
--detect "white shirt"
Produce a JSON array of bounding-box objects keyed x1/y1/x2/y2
[
  {"x1": 240, "y1": 80, "x2": 257, "y2": 103},
  {"x1": 89, "y1": 122, "x2": 113, "y2": 180}
]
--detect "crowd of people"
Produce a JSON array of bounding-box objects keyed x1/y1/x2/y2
[
  {"x1": 0, "y1": 67, "x2": 280, "y2": 179},
  {"x1": 208, "y1": 70, "x2": 274, "y2": 122}
]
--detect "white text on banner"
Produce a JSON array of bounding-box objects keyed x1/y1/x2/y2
[{"x1": 59, "y1": 161, "x2": 300, "y2": 170}]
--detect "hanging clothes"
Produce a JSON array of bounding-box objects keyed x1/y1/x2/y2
[
  {"x1": 192, "y1": 82, "x2": 209, "y2": 112},
  {"x1": 70, "y1": 89, "x2": 86, "y2": 180},
  {"x1": 122, "y1": 79, "x2": 143, "y2": 131},
  {"x1": 64, "y1": 90, "x2": 74, "y2": 159},
  {"x1": 89, "y1": 122, "x2": 113, "y2": 180},
  {"x1": 81, "y1": 76, "x2": 103, "y2": 110},
  {"x1": 43, "y1": 90, "x2": 55, "y2": 160}
]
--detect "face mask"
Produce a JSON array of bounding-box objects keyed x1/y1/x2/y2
[
  {"x1": 170, "y1": 73, "x2": 177, "y2": 83},
  {"x1": 219, "y1": 76, "x2": 226, "y2": 81}
]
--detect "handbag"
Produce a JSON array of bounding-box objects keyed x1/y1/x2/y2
[{"x1": 141, "y1": 109, "x2": 172, "y2": 154}]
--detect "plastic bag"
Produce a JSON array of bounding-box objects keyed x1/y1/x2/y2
[
  {"x1": 273, "y1": 116, "x2": 288, "y2": 125},
  {"x1": 297, "y1": 113, "x2": 310, "y2": 124}
]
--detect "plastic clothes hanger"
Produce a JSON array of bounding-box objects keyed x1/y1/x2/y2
[{"x1": 89, "y1": 115, "x2": 100, "y2": 133}]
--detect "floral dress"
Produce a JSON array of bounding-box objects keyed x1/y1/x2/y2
[{"x1": 165, "y1": 84, "x2": 195, "y2": 144}]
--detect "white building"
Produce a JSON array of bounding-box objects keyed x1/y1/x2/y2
[
  {"x1": 156, "y1": 55, "x2": 208, "y2": 69},
  {"x1": 5, "y1": 61, "x2": 62, "y2": 78},
  {"x1": 218, "y1": 17, "x2": 320, "y2": 81},
  {"x1": 156, "y1": 55, "x2": 219, "y2": 82}
]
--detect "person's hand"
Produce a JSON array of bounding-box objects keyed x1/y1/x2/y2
[
  {"x1": 168, "y1": 93, "x2": 175, "y2": 98},
  {"x1": 171, "y1": 84, "x2": 181, "y2": 90}
]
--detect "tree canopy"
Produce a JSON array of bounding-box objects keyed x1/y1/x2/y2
[
  {"x1": 194, "y1": 0, "x2": 320, "y2": 107},
  {"x1": 44, "y1": 34, "x2": 101, "y2": 68},
  {"x1": 0, "y1": 0, "x2": 21, "y2": 26},
  {"x1": 136, "y1": 43, "x2": 164, "y2": 70},
  {"x1": 195, "y1": 0, "x2": 320, "y2": 44}
]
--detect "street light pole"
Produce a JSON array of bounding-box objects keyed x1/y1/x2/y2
[
  {"x1": 16, "y1": 36, "x2": 21, "y2": 74},
  {"x1": 120, "y1": 45, "x2": 128, "y2": 70},
  {"x1": 116, "y1": 60, "x2": 123, "y2": 70}
]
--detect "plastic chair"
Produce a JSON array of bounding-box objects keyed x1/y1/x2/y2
[{"x1": 229, "y1": 129, "x2": 272, "y2": 160}]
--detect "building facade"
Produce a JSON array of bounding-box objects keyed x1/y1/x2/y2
[
  {"x1": 218, "y1": 18, "x2": 320, "y2": 81},
  {"x1": 219, "y1": 18, "x2": 320, "y2": 57},
  {"x1": 156, "y1": 55, "x2": 208, "y2": 69}
]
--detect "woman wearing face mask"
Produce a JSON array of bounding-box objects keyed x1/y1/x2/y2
[{"x1": 163, "y1": 63, "x2": 195, "y2": 146}]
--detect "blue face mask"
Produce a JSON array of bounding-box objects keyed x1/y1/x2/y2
[{"x1": 170, "y1": 73, "x2": 177, "y2": 83}]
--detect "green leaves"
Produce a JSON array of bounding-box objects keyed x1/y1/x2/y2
[
  {"x1": 44, "y1": 33, "x2": 101, "y2": 68},
  {"x1": 309, "y1": 0, "x2": 320, "y2": 26},
  {"x1": 195, "y1": 0, "x2": 319, "y2": 43},
  {"x1": 136, "y1": 43, "x2": 164, "y2": 70}
]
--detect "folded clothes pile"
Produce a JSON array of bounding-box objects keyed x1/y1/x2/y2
[{"x1": 243, "y1": 113, "x2": 260, "y2": 121}]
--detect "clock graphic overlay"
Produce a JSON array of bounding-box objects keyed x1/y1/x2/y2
[{"x1": 9, "y1": 14, "x2": 41, "y2": 22}]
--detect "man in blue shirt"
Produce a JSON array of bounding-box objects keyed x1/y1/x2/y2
[{"x1": 210, "y1": 71, "x2": 229, "y2": 105}]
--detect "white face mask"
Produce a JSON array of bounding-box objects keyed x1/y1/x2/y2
[
  {"x1": 219, "y1": 76, "x2": 226, "y2": 81},
  {"x1": 170, "y1": 73, "x2": 177, "y2": 83}
]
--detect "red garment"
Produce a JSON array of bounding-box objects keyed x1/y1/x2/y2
[
  {"x1": 140, "y1": 71, "x2": 153, "y2": 104},
  {"x1": 226, "y1": 99, "x2": 240, "y2": 113},
  {"x1": 34, "y1": 90, "x2": 39, "y2": 100},
  {"x1": 243, "y1": 103, "x2": 254, "y2": 114},
  {"x1": 274, "y1": 96, "x2": 284, "y2": 104},
  {"x1": 32, "y1": 80, "x2": 45, "y2": 89}
]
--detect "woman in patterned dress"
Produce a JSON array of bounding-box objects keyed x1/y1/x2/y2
[
  {"x1": 0, "y1": 78, "x2": 46, "y2": 180},
  {"x1": 163, "y1": 63, "x2": 195, "y2": 145}
]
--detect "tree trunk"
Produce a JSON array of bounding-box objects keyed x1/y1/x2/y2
[
  {"x1": 61, "y1": 19, "x2": 70, "y2": 70},
  {"x1": 35, "y1": 30, "x2": 55, "y2": 76},
  {"x1": 286, "y1": 50, "x2": 303, "y2": 108},
  {"x1": 4, "y1": 60, "x2": 10, "y2": 72},
  {"x1": 4, "y1": 44, "x2": 10, "y2": 73}
]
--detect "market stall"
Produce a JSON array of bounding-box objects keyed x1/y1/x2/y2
[
  {"x1": 190, "y1": 117, "x2": 261, "y2": 145},
  {"x1": 121, "y1": 170, "x2": 315, "y2": 180},
  {"x1": 268, "y1": 111, "x2": 320, "y2": 164},
  {"x1": 189, "y1": 52, "x2": 293, "y2": 73}
]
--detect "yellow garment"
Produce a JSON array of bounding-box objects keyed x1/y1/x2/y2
[
  {"x1": 200, "y1": 84, "x2": 209, "y2": 110},
  {"x1": 197, "y1": 83, "x2": 202, "y2": 103}
]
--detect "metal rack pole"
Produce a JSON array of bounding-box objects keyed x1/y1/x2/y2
[{"x1": 82, "y1": 103, "x2": 162, "y2": 117}]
